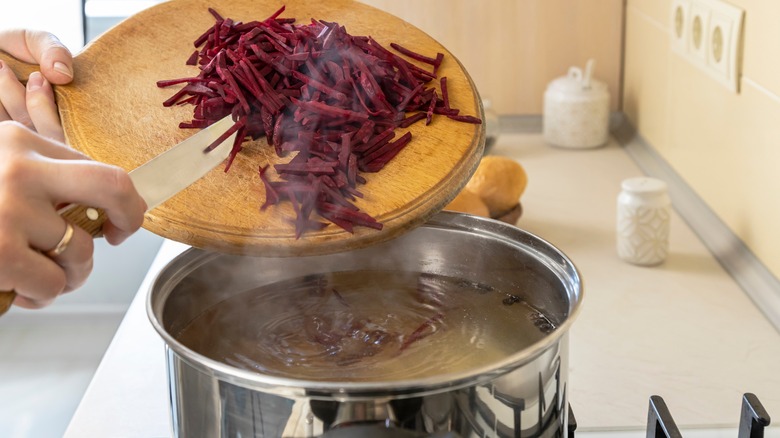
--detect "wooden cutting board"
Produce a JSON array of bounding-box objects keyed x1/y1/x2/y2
[{"x1": 2, "y1": 0, "x2": 484, "y2": 257}]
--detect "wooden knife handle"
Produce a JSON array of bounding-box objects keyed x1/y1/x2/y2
[
  {"x1": 0, "y1": 206, "x2": 108, "y2": 316},
  {"x1": 0, "y1": 54, "x2": 99, "y2": 315},
  {"x1": 0, "y1": 51, "x2": 106, "y2": 316},
  {"x1": 0, "y1": 293, "x2": 14, "y2": 317}
]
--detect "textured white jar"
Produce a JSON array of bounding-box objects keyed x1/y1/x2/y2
[
  {"x1": 543, "y1": 60, "x2": 610, "y2": 149},
  {"x1": 616, "y1": 177, "x2": 671, "y2": 266}
]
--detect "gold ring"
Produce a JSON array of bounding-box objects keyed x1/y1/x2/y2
[{"x1": 45, "y1": 222, "x2": 75, "y2": 257}]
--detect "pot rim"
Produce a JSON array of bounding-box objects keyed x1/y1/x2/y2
[{"x1": 146, "y1": 211, "x2": 583, "y2": 399}]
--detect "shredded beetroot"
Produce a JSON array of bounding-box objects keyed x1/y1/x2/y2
[
  {"x1": 158, "y1": 6, "x2": 481, "y2": 237},
  {"x1": 389, "y1": 42, "x2": 444, "y2": 75},
  {"x1": 400, "y1": 312, "x2": 444, "y2": 351}
]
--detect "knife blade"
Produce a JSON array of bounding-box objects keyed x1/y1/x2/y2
[
  {"x1": 0, "y1": 115, "x2": 237, "y2": 316},
  {"x1": 129, "y1": 115, "x2": 237, "y2": 210},
  {"x1": 61, "y1": 114, "x2": 238, "y2": 236}
]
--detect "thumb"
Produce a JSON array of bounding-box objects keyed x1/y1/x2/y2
[
  {"x1": 0, "y1": 30, "x2": 74, "y2": 85},
  {"x1": 25, "y1": 31, "x2": 74, "y2": 85}
]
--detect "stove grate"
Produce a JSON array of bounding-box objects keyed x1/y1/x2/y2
[{"x1": 568, "y1": 392, "x2": 772, "y2": 438}]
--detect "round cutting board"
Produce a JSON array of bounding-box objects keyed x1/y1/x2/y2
[{"x1": 6, "y1": 0, "x2": 484, "y2": 257}]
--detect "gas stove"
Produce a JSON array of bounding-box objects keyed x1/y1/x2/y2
[
  {"x1": 574, "y1": 393, "x2": 772, "y2": 438},
  {"x1": 310, "y1": 392, "x2": 772, "y2": 438}
]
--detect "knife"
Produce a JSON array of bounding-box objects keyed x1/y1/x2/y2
[{"x1": 0, "y1": 115, "x2": 238, "y2": 315}]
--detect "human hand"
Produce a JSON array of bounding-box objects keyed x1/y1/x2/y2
[
  {"x1": 0, "y1": 122, "x2": 148, "y2": 309},
  {"x1": 0, "y1": 32, "x2": 147, "y2": 309},
  {"x1": 0, "y1": 29, "x2": 74, "y2": 140}
]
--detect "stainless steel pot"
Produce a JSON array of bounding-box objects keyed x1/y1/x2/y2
[{"x1": 148, "y1": 211, "x2": 583, "y2": 437}]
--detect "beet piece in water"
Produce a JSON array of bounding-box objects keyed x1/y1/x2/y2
[
  {"x1": 158, "y1": 6, "x2": 482, "y2": 237},
  {"x1": 400, "y1": 312, "x2": 444, "y2": 352}
]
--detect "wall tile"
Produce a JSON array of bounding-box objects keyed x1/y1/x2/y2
[
  {"x1": 724, "y1": 83, "x2": 780, "y2": 266},
  {"x1": 623, "y1": 7, "x2": 671, "y2": 151},
  {"x1": 629, "y1": 0, "x2": 673, "y2": 28},
  {"x1": 357, "y1": 0, "x2": 624, "y2": 115},
  {"x1": 735, "y1": 0, "x2": 780, "y2": 99},
  {"x1": 624, "y1": 0, "x2": 780, "y2": 277}
]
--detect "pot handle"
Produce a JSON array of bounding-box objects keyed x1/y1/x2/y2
[{"x1": 0, "y1": 205, "x2": 108, "y2": 316}]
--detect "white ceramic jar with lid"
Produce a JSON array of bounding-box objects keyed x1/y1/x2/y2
[
  {"x1": 543, "y1": 59, "x2": 610, "y2": 149},
  {"x1": 616, "y1": 177, "x2": 671, "y2": 266}
]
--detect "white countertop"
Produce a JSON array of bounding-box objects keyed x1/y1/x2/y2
[{"x1": 65, "y1": 133, "x2": 780, "y2": 437}]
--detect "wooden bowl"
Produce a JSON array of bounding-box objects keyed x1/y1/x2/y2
[{"x1": 493, "y1": 203, "x2": 523, "y2": 225}]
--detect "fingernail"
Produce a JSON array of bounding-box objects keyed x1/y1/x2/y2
[
  {"x1": 53, "y1": 61, "x2": 73, "y2": 79},
  {"x1": 27, "y1": 72, "x2": 44, "y2": 91}
]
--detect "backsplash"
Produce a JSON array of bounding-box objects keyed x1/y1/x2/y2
[
  {"x1": 357, "y1": 0, "x2": 625, "y2": 115},
  {"x1": 623, "y1": 0, "x2": 780, "y2": 280},
  {"x1": 79, "y1": 1, "x2": 625, "y2": 115}
]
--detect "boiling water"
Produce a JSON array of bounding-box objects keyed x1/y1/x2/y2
[{"x1": 176, "y1": 270, "x2": 555, "y2": 382}]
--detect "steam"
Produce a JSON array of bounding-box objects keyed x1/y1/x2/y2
[{"x1": 155, "y1": 214, "x2": 576, "y2": 384}]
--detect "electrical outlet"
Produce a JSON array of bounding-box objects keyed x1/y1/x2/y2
[
  {"x1": 670, "y1": 0, "x2": 690, "y2": 54},
  {"x1": 688, "y1": 2, "x2": 711, "y2": 63},
  {"x1": 707, "y1": 2, "x2": 743, "y2": 89},
  {"x1": 669, "y1": 0, "x2": 744, "y2": 93}
]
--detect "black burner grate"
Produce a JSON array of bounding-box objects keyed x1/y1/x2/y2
[{"x1": 568, "y1": 393, "x2": 771, "y2": 438}]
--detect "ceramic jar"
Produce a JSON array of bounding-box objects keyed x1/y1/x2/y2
[
  {"x1": 543, "y1": 59, "x2": 610, "y2": 149},
  {"x1": 616, "y1": 177, "x2": 671, "y2": 266}
]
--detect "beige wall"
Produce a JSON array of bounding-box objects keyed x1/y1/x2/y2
[
  {"x1": 623, "y1": 0, "x2": 780, "y2": 278},
  {"x1": 357, "y1": 0, "x2": 625, "y2": 115},
  {"x1": 349, "y1": 2, "x2": 780, "y2": 280}
]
